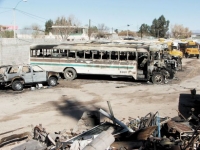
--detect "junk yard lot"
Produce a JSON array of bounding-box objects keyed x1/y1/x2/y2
[{"x1": 0, "y1": 58, "x2": 200, "y2": 149}]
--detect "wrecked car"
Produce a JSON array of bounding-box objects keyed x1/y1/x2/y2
[{"x1": 0, "y1": 64, "x2": 60, "y2": 91}]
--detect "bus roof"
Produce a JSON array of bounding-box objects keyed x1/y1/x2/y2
[
  {"x1": 30, "y1": 44, "x2": 58, "y2": 50},
  {"x1": 30, "y1": 43, "x2": 149, "y2": 53},
  {"x1": 54, "y1": 45, "x2": 136, "y2": 51}
]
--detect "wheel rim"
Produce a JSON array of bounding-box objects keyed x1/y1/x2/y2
[
  {"x1": 15, "y1": 83, "x2": 22, "y2": 90},
  {"x1": 66, "y1": 71, "x2": 73, "y2": 78},
  {"x1": 50, "y1": 79, "x2": 56, "y2": 86},
  {"x1": 154, "y1": 75, "x2": 163, "y2": 83}
]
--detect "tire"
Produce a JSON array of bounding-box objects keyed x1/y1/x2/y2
[
  {"x1": 161, "y1": 68, "x2": 174, "y2": 79},
  {"x1": 48, "y1": 77, "x2": 58, "y2": 86},
  {"x1": 197, "y1": 55, "x2": 199, "y2": 59},
  {"x1": 177, "y1": 62, "x2": 182, "y2": 71},
  {"x1": 185, "y1": 53, "x2": 189, "y2": 58},
  {"x1": 64, "y1": 68, "x2": 77, "y2": 80},
  {"x1": 177, "y1": 58, "x2": 182, "y2": 71},
  {"x1": 152, "y1": 73, "x2": 164, "y2": 84},
  {"x1": 12, "y1": 80, "x2": 23, "y2": 91}
]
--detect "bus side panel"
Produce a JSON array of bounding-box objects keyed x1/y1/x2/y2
[{"x1": 30, "y1": 58, "x2": 137, "y2": 79}]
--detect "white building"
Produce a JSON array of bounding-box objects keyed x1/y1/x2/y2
[{"x1": 47, "y1": 26, "x2": 89, "y2": 41}]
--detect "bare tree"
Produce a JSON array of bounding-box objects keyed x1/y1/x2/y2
[
  {"x1": 31, "y1": 24, "x2": 43, "y2": 38},
  {"x1": 52, "y1": 15, "x2": 81, "y2": 40},
  {"x1": 97, "y1": 23, "x2": 109, "y2": 33},
  {"x1": 171, "y1": 24, "x2": 192, "y2": 38},
  {"x1": 96, "y1": 23, "x2": 110, "y2": 38}
]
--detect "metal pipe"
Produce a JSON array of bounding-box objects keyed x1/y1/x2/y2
[
  {"x1": 107, "y1": 101, "x2": 115, "y2": 124},
  {"x1": 99, "y1": 109, "x2": 134, "y2": 133}
]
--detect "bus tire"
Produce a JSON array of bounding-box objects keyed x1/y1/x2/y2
[
  {"x1": 64, "y1": 68, "x2": 77, "y2": 80},
  {"x1": 197, "y1": 55, "x2": 199, "y2": 59},
  {"x1": 166, "y1": 68, "x2": 175, "y2": 79},
  {"x1": 48, "y1": 77, "x2": 58, "y2": 86},
  {"x1": 185, "y1": 53, "x2": 189, "y2": 58},
  {"x1": 12, "y1": 80, "x2": 23, "y2": 91},
  {"x1": 152, "y1": 73, "x2": 164, "y2": 84}
]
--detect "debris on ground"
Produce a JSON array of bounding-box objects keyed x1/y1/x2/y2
[{"x1": 1, "y1": 89, "x2": 200, "y2": 150}]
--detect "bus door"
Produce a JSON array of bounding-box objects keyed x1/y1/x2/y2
[{"x1": 137, "y1": 52, "x2": 148, "y2": 79}]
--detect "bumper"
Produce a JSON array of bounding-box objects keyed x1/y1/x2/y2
[{"x1": 188, "y1": 54, "x2": 199, "y2": 57}]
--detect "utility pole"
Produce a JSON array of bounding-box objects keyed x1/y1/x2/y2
[
  {"x1": 88, "y1": 19, "x2": 91, "y2": 40},
  {"x1": 127, "y1": 24, "x2": 130, "y2": 37},
  {"x1": 13, "y1": 0, "x2": 27, "y2": 39}
]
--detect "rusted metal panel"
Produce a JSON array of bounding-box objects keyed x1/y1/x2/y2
[
  {"x1": 110, "y1": 141, "x2": 143, "y2": 150},
  {"x1": 127, "y1": 125, "x2": 157, "y2": 140},
  {"x1": 0, "y1": 132, "x2": 31, "y2": 147},
  {"x1": 167, "y1": 120, "x2": 193, "y2": 133}
]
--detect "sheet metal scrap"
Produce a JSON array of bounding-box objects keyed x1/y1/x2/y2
[
  {"x1": 0, "y1": 125, "x2": 33, "y2": 148},
  {"x1": 11, "y1": 139, "x2": 47, "y2": 150},
  {"x1": 127, "y1": 125, "x2": 157, "y2": 141},
  {"x1": 110, "y1": 141, "x2": 144, "y2": 150},
  {"x1": 72, "y1": 111, "x2": 100, "y2": 134},
  {"x1": 8, "y1": 97, "x2": 200, "y2": 150},
  {"x1": 167, "y1": 120, "x2": 193, "y2": 134},
  {"x1": 57, "y1": 122, "x2": 125, "y2": 149},
  {"x1": 0, "y1": 132, "x2": 32, "y2": 148}
]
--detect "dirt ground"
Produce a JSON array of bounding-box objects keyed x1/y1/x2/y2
[{"x1": 0, "y1": 58, "x2": 200, "y2": 149}]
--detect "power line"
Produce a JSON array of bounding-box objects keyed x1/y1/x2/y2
[
  {"x1": 0, "y1": 10, "x2": 12, "y2": 15},
  {"x1": 0, "y1": 7, "x2": 12, "y2": 10},
  {"x1": 17, "y1": 11, "x2": 46, "y2": 23},
  {"x1": 16, "y1": 9, "x2": 47, "y2": 23},
  {"x1": 16, "y1": 9, "x2": 47, "y2": 20}
]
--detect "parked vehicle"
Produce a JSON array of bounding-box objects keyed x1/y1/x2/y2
[
  {"x1": 0, "y1": 65, "x2": 60, "y2": 91},
  {"x1": 153, "y1": 40, "x2": 182, "y2": 71},
  {"x1": 149, "y1": 44, "x2": 177, "y2": 79},
  {"x1": 166, "y1": 41, "x2": 183, "y2": 58},
  {"x1": 30, "y1": 44, "x2": 172, "y2": 84},
  {"x1": 184, "y1": 41, "x2": 199, "y2": 58}
]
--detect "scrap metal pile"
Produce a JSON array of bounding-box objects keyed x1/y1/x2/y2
[{"x1": 1, "y1": 90, "x2": 200, "y2": 150}]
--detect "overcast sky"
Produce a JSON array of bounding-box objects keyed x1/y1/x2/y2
[{"x1": 0, "y1": 0, "x2": 200, "y2": 32}]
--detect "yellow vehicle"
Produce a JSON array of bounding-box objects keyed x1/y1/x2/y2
[
  {"x1": 164, "y1": 41, "x2": 183, "y2": 70},
  {"x1": 157, "y1": 39, "x2": 183, "y2": 58},
  {"x1": 167, "y1": 41, "x2": 183, "y2": 58},
  {"x1": 184, "y1": 41, "x2": 199, "y2": 59}
]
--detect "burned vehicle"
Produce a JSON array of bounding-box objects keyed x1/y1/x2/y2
[
  {"x1": 148, "y1": 44, "x2": 179, "y2": 79},
  {"x1": 0, "y1": 65, "x2": 60, "y2": 91}
]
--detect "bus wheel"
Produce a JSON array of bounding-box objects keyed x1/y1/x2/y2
[
  {"x1": 152, "y1": 73, "x2": 164, "y2": 84},
  {"x1": 64, "y1": 68, "x2": 77, "y2": 80},
  {"x1": 185, "y1": 53, "x2": 189, "y2": 58},
  {"x1": 197, "y1": 55, "x2": 199, "y2": 59}
]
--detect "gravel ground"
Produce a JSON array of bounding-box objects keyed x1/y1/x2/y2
[{"x1": 0, "y1": 58, "x2": 200, "y2": 149}]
